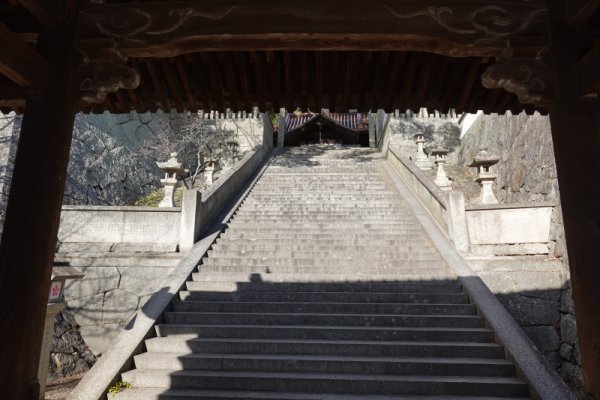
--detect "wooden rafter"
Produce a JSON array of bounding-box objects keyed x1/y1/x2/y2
[
  {"x1": 16, "y1": 0, "x2": 59, "y2": 27},
  {"x1": 0, "y1": 22, "x2": 49, "y2": 89},
  {"x1": 568, "y1": 0, "x2": 600, "y2": 22}
]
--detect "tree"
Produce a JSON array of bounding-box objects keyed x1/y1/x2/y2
[{"x1": 135, "y1": 111, "x2": 231, "y2": 188}]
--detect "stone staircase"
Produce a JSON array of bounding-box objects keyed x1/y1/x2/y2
[{"x1": 114, "y1": 146, "x2": 531, "y2": 399}]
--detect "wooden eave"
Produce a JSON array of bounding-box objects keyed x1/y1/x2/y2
[{"x1": 1, "y1": 0, "x2": 599, "y2": 115}]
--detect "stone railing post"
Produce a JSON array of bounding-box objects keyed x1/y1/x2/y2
[
  {"x1": 446, "y1": 191, "x2": 470, "y2": 255},
  {"x1": 277, "y1": 108, "x2": 286, "y2": 148},
  {"x1": 179, "y1": 189, "x2": 202, "y2": 251}
]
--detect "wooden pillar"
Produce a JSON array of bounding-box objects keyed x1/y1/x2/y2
[
  {"x1": 0, "y1": 8, "x2": 79, "y2": 400},
  {"x1": 547, "y1": 1, "x2": 600, "y2": 396}
]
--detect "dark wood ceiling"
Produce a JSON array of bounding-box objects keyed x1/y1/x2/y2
[
  {"x1": 78, "y1": 51, "x2": 542, "y2": 115},
  {"x1": 4, "y1": 0, "x2": 597, "y2": 115}
]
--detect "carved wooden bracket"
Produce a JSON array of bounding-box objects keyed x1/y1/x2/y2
[
  {"x1": 72, "y1": 56, "x2": 139, "y2": 104},
  {"x1": 482, "y1": 57, "x2": 554, "y2": 106}
]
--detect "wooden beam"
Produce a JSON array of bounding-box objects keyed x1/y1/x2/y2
[
  {"x1": 547, "y1": 3, "x2": 600, "y2": 395},
  {"x1": 159, "y1": 59, "x2": 184, "y2": 113},
  {"x1": 145, "y1": 60, "x2": 171, "y2": 112},
  {"x1": 456, "y1": 59, "x2": 482, "y2": 112},
  {"x1": 249, "y1": 51, "x2": 267, "y2": 111},
  {"x1": 568, "y1": 0, "x2": 600, "y2": 22},
  {"x1": 0, "y1": 75, "x2": 26, "y2": 103},
  {"x1": 188, "y1": 53, "x2": 212, "y2": 110},
  {"x1": 0, "y1": 23, "x2": 49, "y2": 89},
  {"x1": 222, "y1": 52, "x2": 240, "y2": 110},
  {"x1": 234, "y1": 52, "x2": 252, "y2": 111},
  {"x1": 17, "y1": 0, "x2": 59, "y2": 27},
  {"x1": 176, "y1": 56, "x2": 199, "y2": 112},
  {"x1": 299, "y1": 51, "x2": 309, "y2": 111},
  {"x1": 579, "y1": 41, "x2": 600, "y2": 95},
  {"x1": 314, "y1": 52, "x2": 323, "y2": 111},
  {"x1": 79, "y1": 0, "x2": 548, "y2": 58},
  {"x1": 398, "y1": 53, "x2": 420, "y2": 111},
  {"x1": 0, "y1": 5, "x2": 80, "y2": 399},
  {"x1": 283, "y1": 51, "x2": 294, "y2": 110}
]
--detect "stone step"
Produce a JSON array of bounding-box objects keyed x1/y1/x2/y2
[
  {"x1": 227, "y1": 221, "x2": 420, "y2": 228},
  {"x1": 171, "y1": 301, "x2": 476, "y2": 315},
  {"x1": 222, "y1": 227, "x2": 422, "y2": 234},
  {"x1": 120, "y1": 370, "x2": 529, "y2": 396},
  {"x1": 55, "y1": 256, "x2": 180, "y2": 268},
  {"x1": 178, "y1": 291, "x2": 469, "y2": 304},
  {"x1": 250, "y1": 186, "x2": 392, "y2": 190},
  {"x1": 145, "y1": 337, "x2": 505, "y2": 359},
  {"x1": 133, "y1": 352, "x2": 515, "y2": 377},
  {"x1": 162, "y1": 312, "x2": 485, "y2": 328},
  {"x1": 207, "y1": 245, "x2": 438, "y2": 255},
  {"x1": 183, "y1": 281, "x2": 461, "y2": 293},
  {"x1": 210, "y1": 243, "x2": 437, "y2": 254},
  {"x1": 206, "y1": 250, "x2": 439, "y2": 259},
  {"x1": 230, "y1": 216, "x2": 416, "y2": 223},
  {"x1": 215, "y1": 236, "x2": 428, "y2": 245},
  {"x1": 187, "y1": 271, "x2": 454, "y2": 285},
  {"x1": 155, "y1": 325, "x2": 494, "y2": 343},
  {"x1": 113, "y1": 387, "x2": 530, "y2": 400},
  {"x1": 198, "y1": 258, "x2": 443, "y2": 268},
  {"x1": 233, "y1": 211, "x2": 408, "y2": 217}
]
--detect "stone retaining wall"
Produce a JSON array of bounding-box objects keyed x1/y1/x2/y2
[
  {"x1": 458, "y1": 112, "x2": 581, "y2": 389},
  {"x1": 386, "y1": 110, "x2": 582, "y2": 390}
]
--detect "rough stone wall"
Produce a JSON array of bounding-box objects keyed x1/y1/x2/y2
[
  {"x1": 65, "y1": 111, "x2": 264, "y2": 206},
  {"x1": 388, "y1": 113, "x2": 462, "y2": 164},
  {"x1": 386, "y1": 110, "x2": 581, "y2": 391},
  {"x1": 65, "y1": 113, "x2": 162, "y2": 205},
  {"x1": 49, "y1": 309, "x2": 96, "y2": 381},
  {"x1": 457, "y1": 111, "x2": 582, "y2": 389},
  {"x1": 0, "y1": 112, "x2": 20, "y2": 235}
]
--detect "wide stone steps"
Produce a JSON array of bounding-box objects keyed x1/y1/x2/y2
[
  {"x1": 178, "y1": 291, "x2": 469, "y2": 304},
  {"x1": 119, "y1": 370, "x2": 529, "y2": 397},
  {"x1": 215, "y1": 235, "x2": 424, "y2": 243},
  {"x1": 205, "y1": 250, "x2": 439, "y2": 259},
  {"x1": 183, "y1": 281, "x2": 462, "y2": 293},
  {"x1": 162, "y1": 312, "x2": 484, "y2": 328},
  {"x1": 171, "y1": 301, "x2": 476, "y2": 315},
  {"x1": 114, "y1": 147, "x2": 531, "y2": 399},
  {"x1": 144, "y1": 337, "x2": 505, "y2": 358},
  {"x1": 113, "y1": 388, "x2": 529, "y2": 400},
  {"x1": 199, "y1": 257, "x2": 442, "y2": 268},
  {"x1": 132, "y1": 353, "x2": 515, "y2": 377},
  {"x1": 187, "y1": 273, "x2": 454, "y2": 286},
  {"x1": 154, "y1": 325, "x2": 495, "y2": 342},
  {"x1": 209, "y1": 243, "x2": 437, "y2": 253}
]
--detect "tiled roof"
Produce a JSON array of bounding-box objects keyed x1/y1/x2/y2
[{"x1": 284, "y1": 112, "x2": 369, "y2": 133}]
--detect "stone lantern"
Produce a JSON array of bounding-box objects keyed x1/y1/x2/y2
[
  {"x1": 469, "y1": 148, "x2": 500, "y2": 204},
  {"x1": 431, "y1": 145, "x2": 452, "y2": 190},
  {"x1": 414, "y1": 132, "x2": 433, "y2": 170},
  {"x1": 205, "y1": 158, "x2": 219, "y2": 185},
  {"x1": 156, "y1": 152, "x2": 184, "y2": 207}
]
